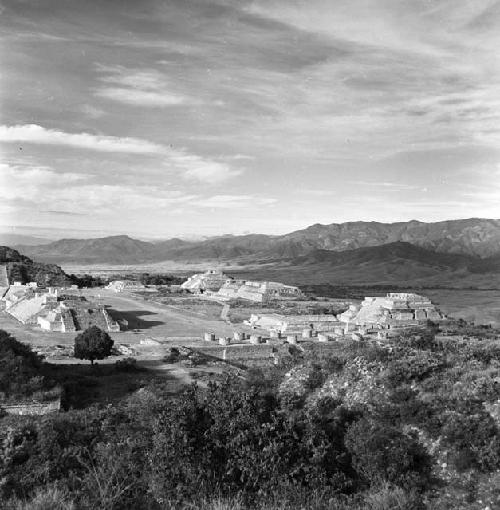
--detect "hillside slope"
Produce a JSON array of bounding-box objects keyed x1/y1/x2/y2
[
  {"x1": 0, "y1": 246, "x2": 72, "y2": 287},
  {"x1": 227, "y1": 242, "x2": 500, "y2": 287}
]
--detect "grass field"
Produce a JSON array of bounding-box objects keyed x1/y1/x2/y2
[
  {"x1": 425, "y1": 289, "x2": 500, "y2": 326},
  {"x1": 39, "y1": 353, "x2": 236, "y2": 408}
]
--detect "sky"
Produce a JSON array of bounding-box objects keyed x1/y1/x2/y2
[{"x1": 0, "y1": 0, "x2": 500, "y2": 239}]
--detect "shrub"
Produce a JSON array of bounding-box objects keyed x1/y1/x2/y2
[
  {"x1": 115, "y1": 357, "x2": 139, "y2": 372},
  {"x1": 345, "y1": 419, "x2": 432, "y2": 490},
  {"x1": 440, "y1": 410, "x2": 500, "y2": 472},
  {"x1": 363, "y1": 483, "x2": 424, "y2": 510},
  {"x1": 148, "y1": 379, "x2": 356, "y2": 504},
  {"x1": 7, "y1": 486, "x2": 75, "y2": 510},
  {"x1": 78, "y1": 441, "x2": 153, "y2": 509},
  {"x1": 163, "y1": 347, "x2": 180, "y2": 363},
  {"x1": 384, "y1": 352, "x2": 445, "y2": 388}
]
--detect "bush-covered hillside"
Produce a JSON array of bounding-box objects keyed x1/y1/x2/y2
[
  {"x1": 2, "y1": 328, "x2": 500, "y2": 508},
  {"x1": 0, "y1": 246, "x2": 72, "y2": 287}
]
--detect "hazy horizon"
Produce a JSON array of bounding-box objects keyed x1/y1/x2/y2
[
  {"x1": 1, "y1": 0, "x2": 500, "y2": 237},
  {"x1": 2, "y1": 216, "x2": 500, "y2": 244}
]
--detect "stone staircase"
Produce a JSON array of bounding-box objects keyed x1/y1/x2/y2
[
  {"x1": 0, "y1": 264, "x2": 9, "y2": 299},
  {"x1": 0, "y1": 264, "x2": 8, "y2": 287},
  {"x1": 7, "y1": 294, "x2": 46, "y2": 324},
  {"x1": 61, "y1": 310, "x2": 76, "y2": 332}
]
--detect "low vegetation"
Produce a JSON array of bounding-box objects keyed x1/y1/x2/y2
[
  {"x1": 137, "y1": 273, "x2": 186, "y2": 286},
  {"x1": 68, "y1": 274, "x2": 107, "y2": 288},
  {"x1": 2, "y1": 327, "x2": 500, "y2": 508},
  {"x1": 299, "y1": 284, "x2": 500, "y2": 300}
]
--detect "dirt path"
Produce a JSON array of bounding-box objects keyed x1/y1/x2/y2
[{"x1": 221, "y1": 304, "x2": 230, "y2": 322}]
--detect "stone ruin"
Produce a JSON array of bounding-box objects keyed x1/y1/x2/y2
[
  {"x1": 181, "y1": 270, "x2": 229, "y2": 294},
  {"x1": 339, "y1": 292, "x2": 446, "y2": 329}
]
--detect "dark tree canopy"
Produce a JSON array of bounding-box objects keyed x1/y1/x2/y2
[
  {"x1": 0, "y1": 329, "x2": 44, "y2": 399},
  {"x1": 74, "y1": 326, "x2": 114, "y2": 364}
]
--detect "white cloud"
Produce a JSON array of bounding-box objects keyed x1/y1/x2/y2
[
  {"x1": 300, "y1": 189, "x2": 335, "y2": 197},
  {"x1": 97, "y1": 66, "x2": 165, "y2": 89},
  {"x1": 246, "y1": 0, "x2": 500, "y2": 58},
  {"x1": 0, "y1": 162, "x2": 275, "y2": 226},
  {"x1": 195, "y1": 195, "x2": 277, "y2": 209},
  {"x1": 0, "y1": 162, "x2": 198, "y2": 212},
  {"x1": 461, "y1": 173, "x2": 500, "y2": 205},
  {"x1": 169, "y1": 153, "x2": 242, "y2": 183},
  {"x1": 0, "y1": 164, "x2": 85, "y2": 201},
  {"x1": 95, "y1": 65, "x2": 190, "y2": 107},
  {"x1": 95, "y1": 87, "x2": 186, "y2": 106},
  {"x1": 53, "y1": 185, "x2": 198, "y2": 212},
  {"x1": 0, "y1": 124, "x2": 242, "y2": 183},
  {"x1": 0, "y1": 124, "x2": 164, "y2": 154},
  {"x1": 351, "y1": 181, "x2": 422, "y2": 191},
  {"x1": 221, "y1": 154, "x2": 255, "y2": 161},
  {"x1": 2, "y1": 160, "x2": 264, "y2": 209},
  {"x1": 80, "y1": 105, "x2": 106, "y2": 119}
]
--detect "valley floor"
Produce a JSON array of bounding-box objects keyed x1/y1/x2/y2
[
  {"x1": 2, "y1": 287, "x2": 499, "y2": 352},
  {"x1": 424, "y1": 288, "x2": 500, "y2": 326}
]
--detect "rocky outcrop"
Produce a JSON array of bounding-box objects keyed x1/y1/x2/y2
[{"x1": 0, "y1": 246, "x2": 72, "y2": 286}]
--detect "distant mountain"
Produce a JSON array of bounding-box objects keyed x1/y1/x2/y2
[
  {"x1": 16, "y1": 233, "x2": 276, "y2": 265},
  {"x1": 11, "y1": 236, "x2": 500, "y2": 288},
  {"x1": 0, "y1": 246, "x2": 72, "y2": 287},
  {"x1": 154, "y1": 234, "x2": 278, "y2": 262},
  {"x1": 278, "y1": 218, "x2": 500, "y2": 258},
  {"x1": 0, "y1": 233, "x2": 54, "y2": 246},
  {"x1": 163, "y1": 218, "x2": 500, "y2": 260},
  {"x1": 16, "y1": 218, "x2": 500, "y2": 266},
  {"x1": 16, "y1": 235, "x2": 156, "y2": 265}
]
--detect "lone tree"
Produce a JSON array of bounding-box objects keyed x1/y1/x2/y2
[{"x1": 74, "y1": 326, "x2": 114, "y2": 365}]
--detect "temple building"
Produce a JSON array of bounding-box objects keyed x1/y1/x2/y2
[
  {"x1": 2, "y1": 285, "x2": 120, "y2": 333},
  {"x1": 339, "y1": 292, "x2": 446, "y2": 329},
  {"x1": 37, "y1": 306, "x2": 76, "y2": 332},
  {"x1": 181, "y1": 270, "x2": 229, "y2": 293},
  {"x1": 217, "y1": 280, "x2": 303, "y2": 303}
]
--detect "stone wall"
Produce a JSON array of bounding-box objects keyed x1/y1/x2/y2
[
  {"x1": 196, "y1": 343, "x2": 293, "y2": 366},
  {"x1": 1, "y1": 398, "x2": 61, "y2": 416}
]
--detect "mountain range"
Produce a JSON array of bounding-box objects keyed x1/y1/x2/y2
[
  {"x1": 11, "y1": 218, "x2": 500, "y2": 287},
  {"x1": 16, "y1": 218, "x2": 500, "y2": 264}
]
